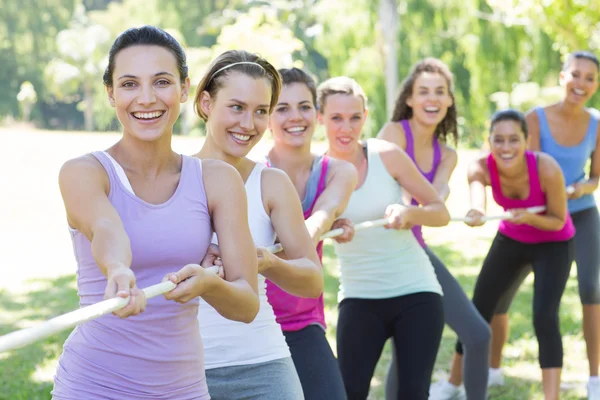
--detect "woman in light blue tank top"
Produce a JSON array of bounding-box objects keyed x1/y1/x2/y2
[
  {"x1": 490, "y1": 51, "x2": 600, "y2": 398},
  {"x1": 319, "y1": 76, "x2": 451, "y2": 400},
  {"x1": 378, "y1": 58, "x2": 490, "y2": 400},
  {"x1": 52, "y1": 27, "x2": 259, "y2": 400}
]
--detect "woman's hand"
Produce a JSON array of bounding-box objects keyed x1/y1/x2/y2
[
  {"x1": 331, "y1": 218, "x2": 355, "y2": 243},
  {"x1": 464, "y1": 209, "x2": 485, "y2": 227},
  {"x1": 384, "y1": 204, "x2": 414, "y2": 230},
  {"x1": 104, "y1": 266, "x2": 147, "y2": 318},
  {"x1": 163, "y1": 264, "x2": 215, "y2": 303},
  {"x1": 200, "y1": 243, "x2": 225, "y2": 278}
]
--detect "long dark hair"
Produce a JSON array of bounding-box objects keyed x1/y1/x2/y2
[{"x1": 391, "y1": 58, "x2": 458, "y2": 145}]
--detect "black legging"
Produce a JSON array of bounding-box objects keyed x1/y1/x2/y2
[
  {"x1": 337, "y1": 292, "x2": 444, "y2": 400},
  {"x1": 456, "y1": 233, "x2": 574, "y2": 368}
]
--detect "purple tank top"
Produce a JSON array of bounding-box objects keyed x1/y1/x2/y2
[
  {"x1": 265, "y1": 155, "x2": 329, "y2": 332},
  {"x1": 401, "y1": 120, "x2": 442, "y2": 247},
  {"x1": 489, "y1": 151, "x2": 575, "y2": 243},
  {"x1": 52, "y1": 152, "x2": 212, "y2": 400}
]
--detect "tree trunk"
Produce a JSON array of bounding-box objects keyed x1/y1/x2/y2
[
  {"x1": 83, "y1": 80, "x2": 94, "y2": 131},
  {"x1": 379, "y1": 0, "x2": 399, "y2": 119}
]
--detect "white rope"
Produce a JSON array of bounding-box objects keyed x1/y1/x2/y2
[
  {"x1": 0, "y1": 280, "x2": 181, "y2": 353},
  {"x1": 0, "y1": 203, "x2": 551, "y2": 353},
  {"x1": 265, "y1": 218, "x2": 391, "y2": 253},
  {"x1": 450, "y1": 206, "x2": 547, "y2": 222}
]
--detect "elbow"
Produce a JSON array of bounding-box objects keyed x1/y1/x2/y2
[
  {"x1": 237, "y1": 296, "x2": 260, "y2": 324},
  {"x1": 435, "y1": 205, "x2": 451, "y2": 227},
  {"x1": 308, "y1": 274, "x2": 324, "y2": 299}
]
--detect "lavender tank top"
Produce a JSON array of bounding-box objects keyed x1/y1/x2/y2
[
  {"x1": 52, "y1": 152, "x2": 212, "y2": 400},
  {"x1": 401, "y1": 120, "x2": 442, "y2": 247}
]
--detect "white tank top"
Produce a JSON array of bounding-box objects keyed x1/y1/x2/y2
[{"x1": 198, "y1": 162, "x2": 290, "y2": 369}]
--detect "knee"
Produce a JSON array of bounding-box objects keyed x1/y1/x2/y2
[
  {"x1": 579, "y1": 281, "x2": 600, "y2": 305},
  {"x1": 533, "y1": 309, "x2": 559, "y2": 335},
  {"x1": 463, "y1": 323, "x2": 492, "y2": 353}
]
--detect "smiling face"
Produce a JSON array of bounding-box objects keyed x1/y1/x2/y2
[
  {"x1": 269, "y1": 83, "x2": 317, "y2": 148},
  {"x1": 489, "y1": 119, "x2": 527, "y2": 169},
  {"x1": 406, "y1": 71, "x2": 453, "y2": 127},
  {"x1": 560, "y1": 58, "x2": 599, "y2": 106},
  {"x1": 107, "y1": 45, "x2": 189, "y2": 142},
  {"x1": 319, "y1": 94, "x2": 367, "y2": 155},
  {"x1": 199, "y1": 71, "x2": 272, "y2": 158}
]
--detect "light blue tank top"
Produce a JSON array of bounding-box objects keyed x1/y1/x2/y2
[
  {"x1": 332, "y1": 138, "x2": 442, "y2": 301},
  {"x1": 536, "y1": 107, "x2": 598, "y2": 213}
]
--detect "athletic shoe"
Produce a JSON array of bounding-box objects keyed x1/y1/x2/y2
[
  {"x1": 487, "y1": 368, "x2": 505, "y2": 387},
  {"x1": 429, "y1": 380, "x2": 466, "y2": 400},
  {"x1": 588, "y1": 377, "x2": 600, "y2": 400}
]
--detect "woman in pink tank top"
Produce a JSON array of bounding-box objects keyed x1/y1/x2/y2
[
  {"x1": 454, "y1": 109, "x2": 574, "y2": 400},
  {"x1": 52, "y1": 26, "x2": 259, "y2": 400},
  {"x1": 266, "y1": 67, "x2": 357, "y2": 400}
]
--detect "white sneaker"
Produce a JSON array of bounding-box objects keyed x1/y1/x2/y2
[
  {"x1": 487, "y1": 368, "x2": 505, "y2": 387},
  {"x1": 429, "y1": 380, "x2": 466, "y2": 400},
  {"x1": 588, "y1": 378, "x2": 600, "y2": 400}
]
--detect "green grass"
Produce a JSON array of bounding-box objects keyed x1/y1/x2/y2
[{"x1": 0, "y1": 127, "x2": 591, "y2": 399}]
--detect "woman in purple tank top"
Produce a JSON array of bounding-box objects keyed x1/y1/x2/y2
[
  {"x1": 377, "y1": 58, "x2": 491, "y2": 400},
  {"x1": 52, "y1": 26, "x2": 259, "y2": 400},
  {"x1": 266, "y1": 67, "x2": 357, "y2": 399}
]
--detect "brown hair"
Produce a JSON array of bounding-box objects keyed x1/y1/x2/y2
[
  {"x1": 194, "y1": 50, "x2": 282, "y2": 122},
  {"x1": 278, "y1": 67, "x2": 317, "y2": 106},
  {"x1": 391, "y1": 58, "x2": 458, "y2": 145},
  {"x1": 317, "y1": 76, "x2": 368, "y2": 113}
]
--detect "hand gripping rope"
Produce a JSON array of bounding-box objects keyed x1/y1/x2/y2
[{"x1": 0, "y1": 205, "x2": 546, "y2": 353}]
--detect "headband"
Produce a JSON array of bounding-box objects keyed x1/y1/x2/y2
[{"x1": 207, "y1": 61, "x2": 266, "y2": 84}]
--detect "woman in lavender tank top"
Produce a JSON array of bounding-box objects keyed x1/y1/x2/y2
[
  {"x1": 266, "y1": 67, "x2": 357, "y2": 399},
  {"x1": 377, "y1": 58, "x2": 490, "y2": 400},
  {"x1": 52, "y1": 26, "x2": 259, "y2": 400}
]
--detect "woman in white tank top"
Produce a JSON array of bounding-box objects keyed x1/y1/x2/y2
[
  {"x1": 191, "y1": 51, "x2": 324, "y2": 400},
  {"x1": 319, "y1": 76, "x2": 451, "y2": 400}
]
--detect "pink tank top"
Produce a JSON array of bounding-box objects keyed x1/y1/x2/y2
[
  {"x1": 265, "y1": 155, "x2": 329, "y2": 332},
  {"x1": 488, "y1": 151, "x2": 575, "y2": 243}
]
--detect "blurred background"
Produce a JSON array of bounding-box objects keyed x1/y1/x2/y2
[{"x1": 2, "y1": 0, "x2": 599, "y2": 146}]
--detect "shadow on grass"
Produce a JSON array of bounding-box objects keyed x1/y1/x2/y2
[
  {"x1": 321, "y1": 240, "x2": 585, "y2": 400},
  {"x1": 0, "y1": 274, "x2": 78, "y2": 400}
]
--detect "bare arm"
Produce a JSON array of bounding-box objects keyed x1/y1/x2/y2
[
  {"x1": 431, "y1": 146, "x2": 458, "y2": 201},
  {"x1": 525, "y1": 109, "x2": 541, "y2": 151},
  {"x1": 262, "y1": 169, "x2": 323, "y2": 298},
  {"x1": 521, "y1": 154, "x2": 568, "y2": 231},
  {"x1": 304, "y1": 159, "x2": 358, "y2": 246},
  {"x1": 178, "y1": 160, "x2": 259, "y2": 323},
  {"x1": 378, "y1": 140, "x2": 450, "y2": 227},
  {"x1": 59, "y1": 155, "x2": 144, "y2": 318},
  {"x1": 466, "y1": 157, "x2": 488, "y2": 214},
  {"x1": 577, "y1": 117, "x2": 600, "y2": 195}
]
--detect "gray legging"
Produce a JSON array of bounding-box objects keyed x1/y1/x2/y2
[
  {"x1": 495, "y1": 205, "x2": 600, "y2": 314},
  {"x1": 386, "y1": 247, "x2": 491, "y2": 400}
]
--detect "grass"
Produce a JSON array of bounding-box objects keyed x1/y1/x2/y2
[{"x1": 0, "y1": 127, "x2": 592, "y2": 399}]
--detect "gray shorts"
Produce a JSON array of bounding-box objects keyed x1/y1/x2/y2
[{"x1": 205, "y1": 357, "x2": 304, "y2": 400}]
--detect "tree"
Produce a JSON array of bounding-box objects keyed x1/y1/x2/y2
[{"x1": 45, "y1": 4, "x2": 112, "y2": 131}]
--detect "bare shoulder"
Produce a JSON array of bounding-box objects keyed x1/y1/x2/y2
[
  {"x1": 536, "y1": 152, "x2": 562, "y2": 178},
  {"x1": 327, "y1": 157, "x2": 358, "y2": 178},
  {"x1": 439, "y1": 144, "x2": 457, "y2": 163},
  {"x1": 368, "y1": 137, "x2": 405, "y2": 156},
  {"x1": 59, "y1": 153, "x2": 108, "y2": 189},
  {"x1": 261, "y1": 164, "x2": 291, "y2": 185},
  {"x1": 467, "y1": 153, "x2": 488, "y2": 177},
  {"x1": 201, "y1": 158, "x2": 245, "y2": 190},
  {"x1": 377, "y1": 121, "x2": 406, "y2": 148}
]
